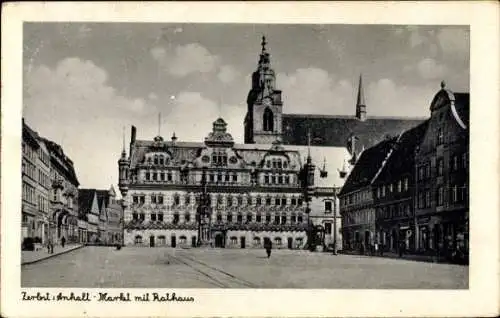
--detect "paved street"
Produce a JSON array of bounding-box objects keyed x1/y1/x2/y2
[{"x1": 22, "y1": 246, "x2": 468, "y2": 289}]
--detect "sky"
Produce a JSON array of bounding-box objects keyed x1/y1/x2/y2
[{"x1": 23, "y1": 23, "x2": 470, "y2": 190}]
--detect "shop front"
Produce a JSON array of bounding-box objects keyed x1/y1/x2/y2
[{"x1": 416, "y1": 211, "x2": 469, "y2": 262}]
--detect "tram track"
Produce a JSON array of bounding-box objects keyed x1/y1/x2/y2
[{"x1": 166, "y1": 251, "x2": 257, "y2": 288}]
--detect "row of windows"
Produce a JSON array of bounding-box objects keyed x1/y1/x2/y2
[
  {"x1": 22, "y1": 160, "x2": 37, "y2": 181},
  {"x1": 37, "y1": 195, "x2": 50, "y2": 213},
  {"x1": 22, "y1": 182, "x2": 36, "y2": 204},
  {"x1": 38, "y1": 148, "x2": 50, "y2": 166},
  {"x1": 265, "y1": 158, "x2": 289, "y2": 169},
  {"x1": 418, "y1": 153, "x2": 467, "y2": 181},
  {"x1": 418, "y1": 184, "x2": 468, "y2": 208},
  {"x1": 375, "y1": 178, "x2": 409, "y2": 199},
  {"x1": 144, "y1": 171, "x2": 175, "y2": 182},
  {"x1": 22, "y1": 142, "x2": 37, "y2": 162},
  {"x1": 377, "y1": 204, "x2": 411, "y2": 219},
  {"x1": 342, "y1": 190, "x2": 371, "y2": 206},
  {"x1": 145, "y1": 154, "x2": 170, "y2": 166},
  {"x1": 132, "y1": 212, "x2": 306, "y2": 225},
  {"x1": 208, "y1": 172, "x2": 238, "y2": 183},
  {"x1": 343, "y1": 210, "x2": 374, "y2": 226},
  {"x1": 263, "y1": 174, "x2": 292, "y2": 185},
  {"x1": 132, "y1": 194, "x2": 305, "y2": 207},
  {"x1": 38, "y1": 169, "x2": 50, "y2": 189}
]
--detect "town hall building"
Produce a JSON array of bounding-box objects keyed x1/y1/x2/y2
[{"x1": 118, "y1": 37, "x2": 423, "y2": 249}]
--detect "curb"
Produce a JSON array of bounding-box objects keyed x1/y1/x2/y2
[{"x1": 21, "y1": 245, "x2": 85, "y2": 266}]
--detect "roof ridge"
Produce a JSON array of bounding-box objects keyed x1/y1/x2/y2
[
  {"x1": 283, "y1": 113, "x2": 427, "y2": 120},
  {"x1": 370, "y1": 133, "x2": 403, "y2": 184}
]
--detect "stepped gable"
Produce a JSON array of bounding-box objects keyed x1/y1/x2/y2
[
  {"x1": 338, "y1": 136, "x2": 398, "y2": 196},
  {"x1": 282, "y1": 114, "x2": 424, "y2": 151}
]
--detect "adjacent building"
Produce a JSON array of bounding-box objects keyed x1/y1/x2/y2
[
  {"x1": 414, "y1": 82, "x2": 469, "y2": 256},
  {"x1": 42, "y1": 138, "x2": 80, "y2": 244},
  {"x1": 21, "y1": 119, "x2": 79, "y2": 247},
  {"x1": 78, "y1": 187, "x2": 122, "y2": 245},
  {"x1": 339, "y1": 82, "x2": 469, "y2": 259},
  {"x1": 22, "y1": 120, "x2": 49, "y2": 244},
  {"x1": 372, "y1": 121, "x2": 428, "y2": 252},
  {"x1": 338, "y1": 136, "x2": 398, "y2": 251}
]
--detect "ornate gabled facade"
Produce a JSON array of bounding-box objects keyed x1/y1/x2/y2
[
  {"x1": 414, "y1": 82, "x2": 469, "y2": 260},
  {"x1": 119, "y1": 118, "x2": 348, "y2": 249}
]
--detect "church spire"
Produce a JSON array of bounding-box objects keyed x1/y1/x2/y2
[
  {"x1": 261, "y1": 35, "x2": 267, "y2": 54},
  {"x1": 356, "y1": 74, "x2": 367, "y2": 121}
]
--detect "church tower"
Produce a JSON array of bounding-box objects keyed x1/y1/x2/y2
[
  {"x1": 244, "y1": 36, "x2": 283, "y2": 144},
  {"x1": 355, "y1": 74, "x2": 367, "y2": 122}
]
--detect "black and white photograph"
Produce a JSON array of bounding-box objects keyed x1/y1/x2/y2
[
  {"x1": 20, "y1": 21, "x2": 470, "y2": 289},
  {"x1": 2, "y1": 2, "x2": 499, "y2": 318}
]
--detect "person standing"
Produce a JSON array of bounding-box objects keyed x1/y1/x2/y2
[
  {"x1": 265, "y1": 239, "x2": 272, "y2": 258},
  {"x1": 61, "y1": 236, "x2": 66, "y2": 248}
]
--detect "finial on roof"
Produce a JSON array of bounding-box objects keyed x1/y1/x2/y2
[
  {"x1": 261, "y1": 35, "x2": 267, "y2": 53},
  {"x1": 440, "y1": 80, "x2": 446, "y2": 89}
]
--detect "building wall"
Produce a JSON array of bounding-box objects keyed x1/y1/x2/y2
[
  {"x1": 415, "y1": 93, "x2": 469, "y2": 254},
  {"x1": 35, "y1": 141, "x2": 51, "y2": 244},
  {"x1": 21, "y1": 130, "x2": 39, "y2": 242},
  {"x1": 339, "y1": 186, "x2": 376, "y2": 251}
]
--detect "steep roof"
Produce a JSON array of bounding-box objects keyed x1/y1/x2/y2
[
  {"x1": 282, "y1": 114, "x2": 424, "y2": 153},
  {"x1": 374, "y1": 120, "x2": 429, "y2": 183},
  {"x1": 96, "y1": 190, "x2": 109, "y2": 211},
  {"x1": 78, "y1": 189, "x2": 95, "y2": 217},
  {"x1": 452, "y1": 93, "x2": 469, "y2": 129},
  {"x1": 338, "y1": 136, "x2": 398, "y2": 196}
]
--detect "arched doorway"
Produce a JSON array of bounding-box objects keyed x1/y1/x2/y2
[{"x1": 214, "y1": 233, "x2": 224, "y2": 248}]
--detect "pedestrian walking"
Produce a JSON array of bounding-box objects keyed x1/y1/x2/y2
[
  {"x1": 374, "y1": 242, "x2": 378, "y2": 256},
  {"x1": 265, "y1": 240, "x2": 273, "y2": 258},
  {"x1": 61, "y1": 236, "x2": 66, "y2": 248}
]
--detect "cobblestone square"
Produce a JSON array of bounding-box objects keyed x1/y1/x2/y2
[{"x1": 21, "y1": 246, "x2": 468, "y2": 289}]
